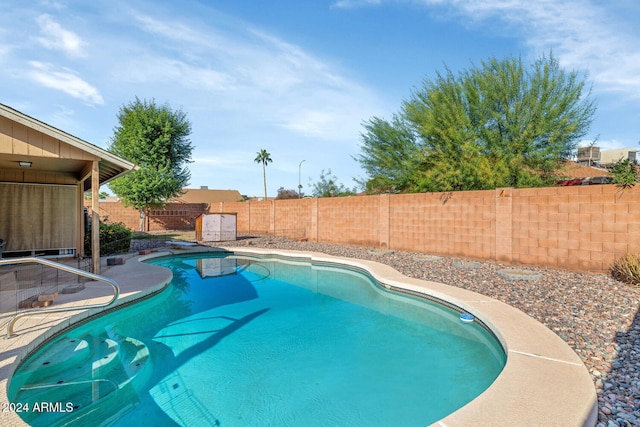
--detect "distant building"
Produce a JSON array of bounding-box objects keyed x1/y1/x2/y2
[
  {"x1": 556, "y1": 160, "x2": 611, "y2": 186},
  {"x1": 173, "y1": 186, "x2": 244, "y2": 204},
  {"x1": 599, "y1": 148, "x2": 638, "y2": 166},
  {"x1": 576, "y1": 146, "x2": 600, "y2": 166},
  {"x1": 577, "y1": 146, "x2": 637, "y2": 168}
]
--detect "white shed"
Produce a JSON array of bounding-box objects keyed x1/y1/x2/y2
[{"x1": 195, "y1": 213, "x2": 237, "y2": 242}]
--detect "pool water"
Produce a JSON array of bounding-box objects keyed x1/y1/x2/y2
[{"x1": 9, "y1": 253, "x2": 505, "y2": 426}]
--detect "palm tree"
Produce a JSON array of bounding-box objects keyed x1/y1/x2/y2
[{"x1": 254, "y1": 149, "x2": 272, "y2": 199}]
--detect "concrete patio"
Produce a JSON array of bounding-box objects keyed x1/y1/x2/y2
[{"x1": 0, "y1": 253, "x2": 172, "y2": 426}]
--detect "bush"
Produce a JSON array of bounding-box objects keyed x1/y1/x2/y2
[
  {"x1": 611, "y1": 253, "x2": 640, "y2": 286},
  {"x1": 610, "y1": 159, "x2": 639, "y2": 189},
  {"x1": 85, "y1": 219, "x2": 132, "y2": 256}
]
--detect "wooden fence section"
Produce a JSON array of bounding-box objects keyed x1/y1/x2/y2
[
  {"x1": 85, "y1": 201, "x2": 208, "y2": 232},
  {"x1": 211, "y1": 184, "x2": 640, "y2": 273}
]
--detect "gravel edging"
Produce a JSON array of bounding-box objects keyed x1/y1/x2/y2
[{"x1": 210, "y1": 235, "x2": 640, "y2": 427}]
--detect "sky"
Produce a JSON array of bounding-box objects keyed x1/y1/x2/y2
[{"x1": 1, "y1": 0, "x2": 639, "y2": 198}]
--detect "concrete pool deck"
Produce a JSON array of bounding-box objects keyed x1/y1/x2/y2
[
  {"x1": 0, "y1": 247, "x2": 597, "y2": 426},
  {"x1": 0, "y1": 253, "x2": 173, "y2": 426}
]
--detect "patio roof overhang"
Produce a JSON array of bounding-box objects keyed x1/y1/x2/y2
[
  {"x1": 0, "y1": 103, "x2": 136, "y2": 190},
  {"x1": 0, "y1": 103, "x2": 136, "y2": 274}
]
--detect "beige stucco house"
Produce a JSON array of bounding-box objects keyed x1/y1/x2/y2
[{"x1": 173, "y1": 187, "x2": 244, "y2": 204}]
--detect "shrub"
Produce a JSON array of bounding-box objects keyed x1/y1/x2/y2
[
  {"x1": 85, "y1": 219, "x2": 132, "y2": 256},
  {"x1": 611, "y1": 253, "x2": 640, "y2": 286},
  {"x1": 610, "y1": 159, "x2": 639, "y2": 189}
]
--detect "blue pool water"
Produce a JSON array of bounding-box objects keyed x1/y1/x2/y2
[{"x1": 10, "y1": 253, "x2": 505, "y2": 426}]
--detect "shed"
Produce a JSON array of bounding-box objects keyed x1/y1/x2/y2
[{"x1": 195, "y1": 213, "x2": 237, "y2": 242}]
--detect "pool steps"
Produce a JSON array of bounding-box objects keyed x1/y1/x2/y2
[{"x1": 11, "y1": 332, "x2": 150, "y2": 425}]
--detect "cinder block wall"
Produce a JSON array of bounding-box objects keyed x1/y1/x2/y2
[
  {"x1": 84, "y1": 201, "x2": 207, "y2": 231},
  {"x1": 91, "y1": 184, "x2": 640, "y2": 272},
  {"x1": 217, "y1": 185, "x2": 640, "y2": 273},
  {"x1": 317, "y1": 195, "x2": 381, "y2": 246},
  {"x1": 274, "y1": 199, "x2": 312, "y2": 238},
  {"x1": 510, "y1": 185, "x2": 640, "y2": 271},
  {"x1": 85, "y1": 201, "x2": 139, "y2": 229},
  {"x1": 148, "y1": 203, "x2": 208, "y2": 231}
]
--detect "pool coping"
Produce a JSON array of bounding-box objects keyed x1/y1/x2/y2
[
  {"x1": 1, "y1": 247, "x2": 597, "y2": 426},
  {"x1": 223, "y1": 247, "x2": 598, "y2": 427}
]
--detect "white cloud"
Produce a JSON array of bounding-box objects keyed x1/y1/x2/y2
[
  {"x1": 442, "y1": 0, "x2": 639, "y2": 99},
  {"x1": 35, "y1": 14, "x2": 86, "y2": 57},
  {"x1": 194, "y1": 154, "x2": 249, "y2": 167},
  {"x1": 121, "y1": 9, "x2": 384, "y2": 142},
  {"x1": 26, "y1": 61, "x2": 104, "y2": 105},
  {"x1": 331, "y1": 0, "x2": 382, "y2": 9},
  {"x1": 579, "y1": 138, "x2": 633, "y2": 151},
  {"x1": 116, "y1": 55, "x2": 236, "y2": 91},
  {"x1": 39, "y1": 0, "x2": 66, "y2": 10},
  {"x1": 341, "y1": 0, "x2": 640, "y2": 99}
]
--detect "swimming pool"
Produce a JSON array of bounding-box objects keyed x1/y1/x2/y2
[{"x1": 9, "y1": 252, "x2": 506, "y2": 426}]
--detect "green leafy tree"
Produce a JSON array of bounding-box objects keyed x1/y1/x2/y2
[
  {"x1": 357, "y1": 53, "x2": 596, "y2": 193},
  {"x1": 354, "y1": 115, "x2": 420, "y2": 193},
  {"x1": 108, "y1": 97, "x2": 193, "y2": 231},
  {"x1": 254, "y1": 149, "x2": 272, "y2": 199},
  {"x1": 610, "y1": 159, "x2": 639, "y2": 189},
  {"x1": 310, "y1": 169, "x2": 357, "y2": 197},
  {"x1": 83, "y1": 191, "x2": 109, "y2": 200}
]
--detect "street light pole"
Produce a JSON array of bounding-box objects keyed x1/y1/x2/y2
[{"x1": 298, "y1": 159, "x2": 305, "y2": 198}]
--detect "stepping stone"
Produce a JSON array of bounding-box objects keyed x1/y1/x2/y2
[
  {"x1": 32, "y1": 300, "x2": 53, "y2": 308},
  {"x1": 61, "y1": 284, "x2": 85, "y2": 294},
  {"x1": 368, "y1": 249, "x2": 394, "y2": 256},
  {"x1": 18, "y1": 291, "x2": 58, "y2": 308},
  {"x1": 107, "y1": 257, "x2": 125, "y2": 266},
  {"x1": 497, "y1": 268, "x2": 542, "y2": 281},
  {"x1": 415, "y1": 255, "x2": 443, "y2": 262},
  {"x1": 18, "y1": 295, "x2": 38, "y2": 309},
  {"x1": 453, "y1": 261, "x2": 482, "y2": 269},
  {"x1": 38, "y1": 292, "x2": 58, "y2": 302}
]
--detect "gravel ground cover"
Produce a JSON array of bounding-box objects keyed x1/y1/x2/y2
[{"x1": 207, "y1": 235, "x2": 640, "y2": 427}]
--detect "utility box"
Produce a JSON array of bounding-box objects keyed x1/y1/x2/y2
[{"x1": 196, "y1": 213, "x2": 237, "y2": 242}]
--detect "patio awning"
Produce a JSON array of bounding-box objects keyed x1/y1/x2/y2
[{"x1": 0, "y1": 103, "x2": 136, "y2": 191}]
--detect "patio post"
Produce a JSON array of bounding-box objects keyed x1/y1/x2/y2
[{"x1": 91, "y1": 160, "x2": 100, "y2": 275}]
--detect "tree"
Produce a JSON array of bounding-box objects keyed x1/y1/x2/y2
[
  {"x1": 354, "y1": 115, "x2": 421, "y2": 193},
  {"x1": 610, "y1": 159, "x2": 639, "y2": 189},
  {"x1": 310, "y1": 169, "x2": 357, "y2": 197},
  {"x1": 84, "y1": 191, "x2": 109, "y2": 200},
  {"x1": 276, "y1": 187, "x2": 300, "y2": 199},
  {"x1": 254, "y1": 149, "x2": 272, "y2": 199},
  {"x1": 108, "y1": 97, "x2": 193, "y2": 231},
  {"x1": 357, "y1": 53, "x2": 596, "y2": 193}
]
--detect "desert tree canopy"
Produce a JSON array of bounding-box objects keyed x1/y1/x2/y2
[{"x1": 356, "y1": 53, "x2": 596, "y2": 193}]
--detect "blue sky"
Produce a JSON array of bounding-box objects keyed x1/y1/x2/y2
[{"x1": 1, "y1": 0, "x2": 639, "y2": 198}]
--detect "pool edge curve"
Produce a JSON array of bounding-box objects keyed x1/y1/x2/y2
[
  {"x1": 220, "y1": 247, "x2": 598, "y2": 427},
  {"x1": 2, "y1": 247, "x2": 597, "y2": 427}
]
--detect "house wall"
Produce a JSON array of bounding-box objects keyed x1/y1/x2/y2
[
  {"x1": 0, "y1": 115, "x2": 96, "y2": 185},
  {"x1": 96, "y1": 184, "x2": 640, "y2": 273},
  {"x1": 0, "y1": 169, "x2": 78, "y2": 185}
]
